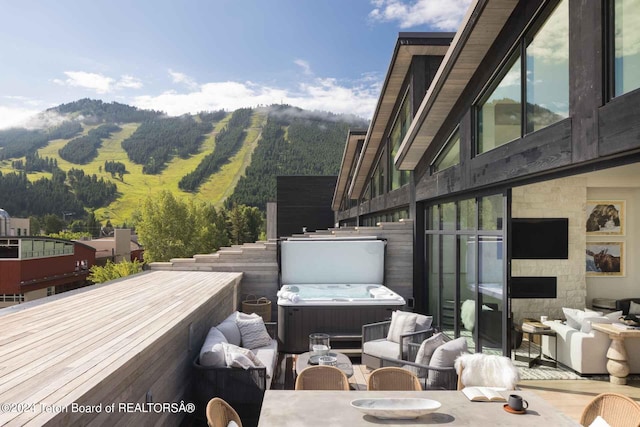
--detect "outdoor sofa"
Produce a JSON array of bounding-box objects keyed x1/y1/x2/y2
[{"x1": 192, "y1": 312, "x2": 278, "y2": 427}]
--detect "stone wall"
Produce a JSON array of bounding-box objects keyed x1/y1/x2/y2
[{"x1": 511, "y1": 176, "x2": 587, "y2": 323}]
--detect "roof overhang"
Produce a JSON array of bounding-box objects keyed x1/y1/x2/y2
[
  {"x1": 349, "y1": 33, "x2": 454, "y2": 198},
  {"x1": 395, "y1": 0, "x2": 519, "y2": 170},
  {"x1": 332, "y1": 130, "x2": 367, "y2": 211}
]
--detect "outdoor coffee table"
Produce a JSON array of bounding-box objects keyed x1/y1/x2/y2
[{"x1": 295, "y1": 351, "x2": 354, "y2": 378}]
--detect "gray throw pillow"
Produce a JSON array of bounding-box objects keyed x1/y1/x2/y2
[
  {"x1": 415, "y1": 314, "x2": 433, "y2": 331},
  {"x1": 386, "y1": 310, "x2": 417, "y2": 343},
  {"x1": 217, "y1": 312, "x2": 242, "y2": 346},
  {"x1": 199, "y1": 327, "x2": 228, "y2": 367},
  {"x1": 236, "y1": 313, "x2": 272, "y2": 349},
  {"x1": 427, "y1": 337, "x2": 468, "y2": 389},
  {"x1": 415, "y1": 332, "x2": 446, "y2": 365}
]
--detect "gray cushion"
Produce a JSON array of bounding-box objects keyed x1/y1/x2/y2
[
  {"x1": 630, "y1": 301, "x2": 640, "y2": 315},
  {"x1": 363, "y1": 339, "x2": 401, "y2": 360},
  {"x1": 199, "y1": 327, "x2": 228, "y2": 367},
  {"x1": 216, "y1": 312, "x2": 242, "y2": 346},
  {"x1": 427, "y1": 337, "x2": 468, "y2": 388},
  {"x1": 252, "y1": 339, "x2": 278, "y2": 381},
  {"x1": 415, "y1": 332, "x2": 446, "y2": 365},
  {"x1": 236, "y1": 313, "x2": 272, "y2": 349},
  {"x1": 387, "y1": 311, "x2": 417, "y2": 343},
  {"x1": 415, "y1": 314, "x2": 433, "y2": 331}
]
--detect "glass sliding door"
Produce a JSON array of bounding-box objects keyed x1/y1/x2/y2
[{"x1": 424, "y1": 192, "x2": 508, "y2": 355}]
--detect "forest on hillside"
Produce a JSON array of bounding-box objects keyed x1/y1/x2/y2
[
  {"x1": 0, "y1": 100, "x2": 367, "y2": 235},
  {"x1": 179, "y1": 108, "x2": 252, "y2": 192},
  {"x1": 58, "y1": 123, "x2": 122, "y2": 164},
  {"x1": 121, "y1": 112, "x2": 224, "y2": 174},
  {"x1": 0, "y1": 122, "x2": 82, "y2": 160},
  {"x1": 226, "y1": 107, "x2": 366, "y2": 210},
  {"x1": 51, "y1": 98, "x2": 163, "y2": 124}
]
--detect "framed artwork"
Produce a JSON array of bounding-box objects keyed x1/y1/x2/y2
[
  {"x1": 586, "y1": 200, "x2": 625, "y2": 235},
  {"x1": 586, "y1": 242, "x2": 624, "y2": 276}
]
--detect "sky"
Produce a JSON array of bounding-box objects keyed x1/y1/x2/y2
[{"x1": 0, "y1": 0, "x2": 472, "y2": 129}]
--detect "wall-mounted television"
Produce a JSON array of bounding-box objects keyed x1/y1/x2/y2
[{"x1": 511, "y1": 218, "x2": 568, "y2": 259}]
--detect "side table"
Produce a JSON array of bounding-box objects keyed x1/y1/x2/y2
[{"x1": 515, "y1": 324, "x2": 557, "y2": 368}]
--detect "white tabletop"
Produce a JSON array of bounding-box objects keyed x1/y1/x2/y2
[{"x1": 258, "y1": 390, "x2": 580, "y2": 426}]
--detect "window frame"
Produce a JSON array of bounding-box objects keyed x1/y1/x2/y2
[{"x1": 474, "y1": 0, "x2": 568, "y2": 155}]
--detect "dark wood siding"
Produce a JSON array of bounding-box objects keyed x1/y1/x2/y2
[
  {"x1": 599, "y1": 89, "x2": 640, "y2": 156},
  {"x1": 277, "y1": 176, "x2": 337, "y2": 237}
]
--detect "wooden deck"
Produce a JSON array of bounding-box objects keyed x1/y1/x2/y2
[{"x1": 0, "y1": 270, "x2": 242, "y2": 427}]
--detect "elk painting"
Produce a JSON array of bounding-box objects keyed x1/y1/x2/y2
[
  {"x1": 586, "y1": 200, "x2": 624, "y2": 235},
  {"x1": 586, "y1": 242, "x2": 624, "y2": 276}
]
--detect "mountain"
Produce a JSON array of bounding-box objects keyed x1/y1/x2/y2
[{"x1": 0, "y1": 99, "x2": 367, "y2": 225}]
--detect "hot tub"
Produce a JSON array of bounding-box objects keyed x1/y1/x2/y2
[
  {"x1": 277, "y1": 284, "x2": 404, "y2": 306},
  {"x1": 277, "y1": 238, "x2": 406, "y2": 353}
]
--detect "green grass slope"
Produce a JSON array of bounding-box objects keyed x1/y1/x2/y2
[{"x1": 3, "y1": 110, "x2": 264, "y2": 224}]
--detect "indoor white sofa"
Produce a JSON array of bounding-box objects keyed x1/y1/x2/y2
[{"x1": 541, "y1": 318, "x2": 640, "y2": 375}]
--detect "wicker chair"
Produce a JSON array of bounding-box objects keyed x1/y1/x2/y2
[
  {"x1": 367, "y1": 367, "x2": 422, "y2": 391},
  {"x1": 295, "y1": 365, "x2": 350, "y2": 390},
  {"x1": 206, "y1": 397, "x2": 243, "y2": 427},
  {"x1": 579, "y1": 393, "x2": 640, "y2": 427}
]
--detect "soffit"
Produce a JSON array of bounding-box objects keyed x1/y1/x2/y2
[
  {"x1": 395, "y1": 0, "x2": 519, "y2": 170},
  {"x1": 332, "y1": 130, "x2": 366, "y2": 211},
  {"x1": 349, "y1": 35, "x2": 452, "y2": 198}
]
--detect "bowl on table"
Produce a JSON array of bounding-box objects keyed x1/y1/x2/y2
[{"x1": 350, "y1": 398, "x2": 441, "y2": 420}]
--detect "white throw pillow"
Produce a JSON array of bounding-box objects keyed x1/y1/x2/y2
[
  {"x1": 236, "y1": 313, "x2": 272, "y2": 349},
  {"x1": 605, "y1": 310, "x2": 623, "y2": 321},
  {"x1": 629, "y1": 301, "x2": 640, "y2": 315},
  {"x1": 199, "y1": 327, "x2": 228, "y2": 367},
  {"x1": 227, "y1": 421, "x2": 239, "y2": 427},
  {"x1": 415, "y1": 332, "x2": 446, "y2": 365},
  {"x1": 562, "y1": 307, "x2": 583, "y2": 329},
  {"x1": 386, "y1": 311, "x2": 417, "y2": 343},
  {"x1": 581, "y1": 316, "x2": 613, "y2": 333},
  {"x1": 222, "y1": 342, "x2": 265, "y2": 370}
]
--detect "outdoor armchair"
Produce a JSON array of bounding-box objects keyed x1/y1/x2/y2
[
  {"x1": 362, "y1": 312, "x2": 434, "y2": 369},
  {"x1": 375, "y1": 342, "x2": 457, "y2": 390}
]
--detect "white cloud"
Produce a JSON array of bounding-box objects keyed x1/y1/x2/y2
[
  {"x1": 294, "y1": 59, "x2": 313, "y2": 76},
  {"x1": 53, "y1": 71, "x2": 114, "y2": 94},
  {"x1": 369, "y1": 0, "x2": 472, "y2": 31},
  {"x1": 0, "y1": 105, "x2": 40, "y2": 129},
  {"x1": 168, "y1": 69, "x2": 198, "y2": 89},
  {"x1": 117, "y1": 75, "x2": 144, "y2": 89},
  {"x1": 132, "y1": 73, "x2": 381, "y2": 119},
  {"x1": 53, "y1": 71, "x2": 143, "y2": 94}
]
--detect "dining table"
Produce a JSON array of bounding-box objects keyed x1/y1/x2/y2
[{"x1": 257, "y1": 389, "x2": 580, "y2": 426}]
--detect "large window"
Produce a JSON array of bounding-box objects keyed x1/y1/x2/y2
[
  {"x1": 432, "y1": 128, "x2": 461, "y2": 173},
  {"x1": 525, "y1": 0, "x2": 569, "y2": 132},
  {"x1": 389, "y1": 90, "x2": 411, "y2": 190},
  {"x1": 613, "y1": 0, "x2": 640, "y2": 96},
  {"x1": 477, "y1": 0, "x2": 568, "y2": 154}
]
